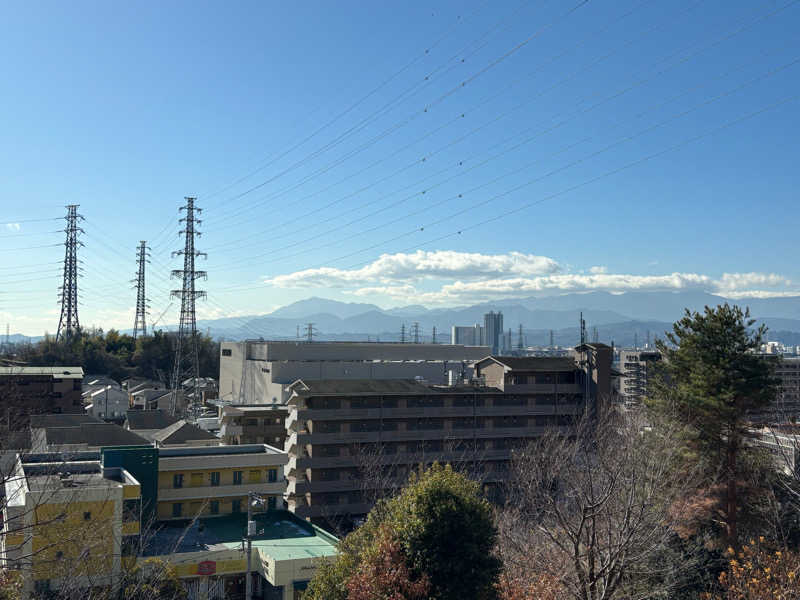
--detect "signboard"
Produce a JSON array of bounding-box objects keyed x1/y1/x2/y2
[{"x1": 197, "y1": 561, "x2": 216, "y2": 576}]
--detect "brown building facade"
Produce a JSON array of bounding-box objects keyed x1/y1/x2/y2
[{"x1": 284, "y1": 348, "x2": 612, "y2": 525}]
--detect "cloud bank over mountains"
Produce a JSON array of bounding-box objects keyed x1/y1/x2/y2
[{"x1": 264, "y1": 250, "x2": 795, "y2": 305}]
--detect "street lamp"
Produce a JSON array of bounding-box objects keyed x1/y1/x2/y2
[{"x1": 245, "y1": 491, "x2": 268, "y2": 600}]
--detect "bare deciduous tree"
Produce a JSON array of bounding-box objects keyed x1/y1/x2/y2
[{"x1": 498, "y1": 406, "x2": 698, "y2": 600}]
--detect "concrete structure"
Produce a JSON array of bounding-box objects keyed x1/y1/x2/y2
[
  {"x1": 774, "y1": 357, "x2": 800, "y2": 420},
  {"x1": 618, "y1": 350, "x2": 661, "y2": 403},
  {"x1": 156, "y1": 444, "x2": 287, "y2": 522},
  {"x1": 484, "y1": 311, "x2": 503, "y2": 355},
  {"x1": 85, "y1": 385, "x2": 130, "y2": 421},
  {"x1": 1, "y1": 452, "x2": 142, "y2": 597},
  {"x1": 451, "y1": 324, "x2": 484, "y2": 346},
  {"x1": 219, "y1": 341, "x2": 490, "y2": 404},
  {"x1": 283, "y1": 349, "x2": 610, "y2": 524}
]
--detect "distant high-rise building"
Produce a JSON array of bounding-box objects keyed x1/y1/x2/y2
[
  {"x1": 484, "y1": 311, "x2": 504, "y2": 354},
  {"x1": 450, "y1": 324, "x2": 484, "y2": 346}
]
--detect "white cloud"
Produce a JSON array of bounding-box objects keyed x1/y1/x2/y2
[
  {"x1": 717, "y1": 290, "x2": 800, "y2": 299},
  {"x1": 266, "y1": 250, "x2": 560, "y2": 288},
  {"x1": 589, "y1": 266, "x2": 608, "y2": 274},
  {"x1": 5, "y1": 223, "x2": 20, "y2": 231},
  {"x1": 714, "y1": 272, "x2": 791, "y2": 291}
]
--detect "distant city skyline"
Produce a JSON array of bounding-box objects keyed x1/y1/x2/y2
[{"x1": 1, "y1": 0, "x2": 799, "y2": 335}]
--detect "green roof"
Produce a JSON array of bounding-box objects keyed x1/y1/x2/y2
[{"x1": 146, "y1": 511, "x2": 338, "y2": 561}]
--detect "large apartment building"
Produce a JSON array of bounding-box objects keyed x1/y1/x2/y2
[
  {"x1": 219, "y1": 341, "x2": 490, "y2": 404},
  {"x1": 284, "y1": 346, "x2": 612, "y2": 524},
  {"x1": 0, "y1": 367, "x2": 84, "y2": 429},
  {"x1": 617, "y1": 349, "x2": 661, "y2": 402}
]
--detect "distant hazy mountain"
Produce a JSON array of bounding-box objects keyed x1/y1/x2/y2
[{"x1": 268, "y1": 297, "x2": 381, "y2": 319}]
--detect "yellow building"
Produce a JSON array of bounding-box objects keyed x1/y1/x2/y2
[
  {"x1": 155, "y1": 445, "x2": 286, "y2": 521},
  {"x1": 1, "y1": 452, "x2": 141, "y2": 597}
]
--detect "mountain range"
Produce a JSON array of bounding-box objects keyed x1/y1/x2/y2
[{"x1": 187, "y1": 291, "x2": 800, "y2": 347}]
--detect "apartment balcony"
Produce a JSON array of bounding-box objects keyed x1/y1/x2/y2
[
  {"x1": 503, "y1": 383, "x2": 582, "y2": 394},
  {"x1": 157, "y1": 481, "x2": 285, "y2": 501},
  {"x1": 294, "y1": 448, "x2": 514, "y2": 470},
  {"x1": 299, "y1": 403, "x2": 581, "y2": 421},
  {"x1": 296, "y1": 426, "x2": 560, "y2": 445}
]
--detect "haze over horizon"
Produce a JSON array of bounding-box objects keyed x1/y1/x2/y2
[{"x1": 2, "y1": 0, "x2": 799, "y2": 336}]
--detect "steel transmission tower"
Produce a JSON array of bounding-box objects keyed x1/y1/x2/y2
[
  {"x1": 132, "y1": 241, "x2": 150, "y2": 340},
  {"x1": 56, "y1": 205, "x2": 84, "y2": 341},
  {"x1": 169, "y1": 198, "x2": 207, "y2": 416}
]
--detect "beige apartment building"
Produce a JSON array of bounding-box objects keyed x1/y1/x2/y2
[
  {"x1": 284, "y1": 346, "x2": 612, "y2": 524},
  {"x1": 219, "y1": 341, "x2": 490, "y2": 404}
]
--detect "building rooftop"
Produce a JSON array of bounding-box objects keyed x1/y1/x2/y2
[
  {"x1": 151, "y1": 420, "x2": 218, "y2": 445},
  {"x1": 130, "y1": 389, "x2": 171, "y2": 401},
  {"x1": 144, "y1": 511, "x2": 338, "y2": 561},
  {"x1": 125, "y1": 409, "x2": 180, "y2": 431},
  {"x1": 30, "y1": 414, "x2": 102, "y2": 429},
  {"x1": 43, "y1": 423, "x2": 150, "y2": 448},
  {"x1": 158, "y1": 443, "x2": 284, "y2": 458},
  {"x1": 0, "y1": 366, "x2": 84, "y2": 379},
  {"x1": 477, "y1": 356, "x2": 577, "y2": 371}
]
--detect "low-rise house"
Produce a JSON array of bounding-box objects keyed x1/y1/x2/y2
[
  {"x1": 30, "y1": 417, "x2": 150, "y2": 452},
  {"x1": 124, "y1": 409, "x2": 180, "y2": 440},
  {"x1": 85, "y1": 385, "x2": 129, "y2": 422},
  {"x1": 151, "y1": 420, "x2": 220, "y2": 448}
]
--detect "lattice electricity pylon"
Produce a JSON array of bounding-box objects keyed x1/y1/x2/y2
[
  {"x1": 132, "y1": 240, "x2": 151, "y2": 340},
  {"x1": 169, "y1": 198, "x2": 207, "y2": 416},
  {"x1": 56, "y1": 205, "x2": 84, "y2": 341}
]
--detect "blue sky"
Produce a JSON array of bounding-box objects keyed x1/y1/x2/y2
[{"x1": 1, "y1": 0, "x2": 799, "y2": 335}]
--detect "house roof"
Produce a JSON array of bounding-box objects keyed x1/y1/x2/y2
[
  {"x1": 0, "y1": 366, "x2": 84, "y2": 379},
  {"x1": 128, "y1": 381, "x2": 166, "y2": 394},
  {"x1": 151, "y1": 420, "x2": 218, "y2": 445},
  {"x1": 125, "y1": 409, "x2": 180, "y2": 431},
  {"x1": 30, "y1": 414, "x2": 102, "y2": 429},
  {"x1": 43, "y1": 423, "x2": 150, "y2": 448},
  {"x1": 476, "y1": 356, "x2": 577, "y2": 371},
  {"x1": 131, "y1": 389, "x2": 171, "y2": 401},
  {"x1": 290, "y1": 378, "x2": 434, "y2": 396}
]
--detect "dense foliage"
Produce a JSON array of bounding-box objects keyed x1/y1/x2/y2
[
  {"x1": 305, "y1": 463, "x2": 501, "y2": 600},
  {"x1": 4, "y1": 329, "x2": 218, "y2": 383}
]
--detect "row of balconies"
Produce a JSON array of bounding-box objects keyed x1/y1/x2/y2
[
  {"x1": 296, "y1": 425, "x2": 563, "y2": 444},
  {"x1": 292, "y1": 448, "x2": 515, "y2": 470},
  {"x1": 291, "y1": 403, "x2": 581, "y2": 422}
]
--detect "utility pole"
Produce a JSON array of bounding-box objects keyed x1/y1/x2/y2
[
  {"x1": 169, "y1": 197, "x2": 207, "y2": 416},
  {"x1": 400, "y1": 323, "x2": 406, "y2": 343},
  {"x1": 56, "y1": 205, "x2": 84, "y2": 341},
  {"x1": 304, "y1": 323, "x2": 316, "y2": 342},
  {"x1": 411, "y1": 322, "x2": 421, "y2": 344},
  {"x1": 132, "y1": 241, "x2": 150, "y2": 340}
]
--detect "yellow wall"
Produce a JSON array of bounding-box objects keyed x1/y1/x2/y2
[
  {"x1": 157, "y1": 467, "x2": 278, "y2": 489},
  {"x1": 156, "y1": 495, "x2": 280, "y2": 520},
  {"x1": 32, "y1": 500, "x2": 116, "y2": 580}
]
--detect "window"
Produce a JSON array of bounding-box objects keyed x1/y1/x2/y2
[
  {"x1": 210, "y1": 501, "x2": 219, "y2": 515},
  {"x1": 83, "y1": 511, "x2": 91, "y2": 521},
  {"x1": 210, "y1": 472, "x2": 220, "y2": 486},
  {"x1": 172, "y1": 503, "x2": 182, "y2": 518},
  {"x1": 233, "y1": 471, "x2": 243, "y2": 485},
  {"x1": 222, "y1": 349, "x2": 232, "y2": 356},
  {"x1": 173, "y1": 473, "x2": 184, "y2": 488},
  {"x1": 232, "y1": 499, "x2": 242, "y2": 513},
  {"x1": 248, "y1": 470, "x2": 261, "y2": 483},
  {"x1": 190, "y1": 473, "x2": 204, "y2": 486},
  {"x1": 268, "y1": 496, "x2": 277, "y2": 510},
  {"x1": 268, "y1": 469, "x2": 277, "y2": 483}
]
